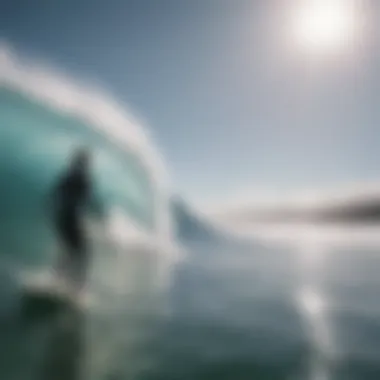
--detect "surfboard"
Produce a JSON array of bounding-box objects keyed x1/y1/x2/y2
[{"x1": 19, "y1": 271, "x2": 82, "y2": 311}]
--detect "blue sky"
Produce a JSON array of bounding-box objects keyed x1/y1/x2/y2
[{"x1": 0, "y1": 0, "x2": 379, "y2": 205}]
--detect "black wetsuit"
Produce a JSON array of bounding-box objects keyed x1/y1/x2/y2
[
  {"x1": 54, "y1": 169, "x2": 90, "y2": 256},
  {"x1": 52, "y1": 168, "x2": 91, "y2": 288}
]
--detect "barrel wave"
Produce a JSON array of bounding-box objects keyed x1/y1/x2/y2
[
  {"x1": 0, "y1": 46, "x2": 179, "y2": 380},
  {"x1": 0, "y1": 45, "x2": 173, "y2": 269}
]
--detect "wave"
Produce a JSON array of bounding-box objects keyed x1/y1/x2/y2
[
  {"x1": 0, "y1": 44, "x2": 188, "y2": 300},
  {"x1": 0, "y1": 43, "x2": 238, "y2": 258},
  {"x1": 0, "y1": 43, "x2": 172, "y2": 242}
]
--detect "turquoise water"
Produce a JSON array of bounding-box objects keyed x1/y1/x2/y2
[{"x1": 0, "y1": 86, "x2": 157, "y2": 268}]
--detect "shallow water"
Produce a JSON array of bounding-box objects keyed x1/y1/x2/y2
[{"x1": 1, "y1": 228, "x2": 380, "y2": 380}]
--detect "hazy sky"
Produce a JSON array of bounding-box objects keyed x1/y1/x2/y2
[{"x1": 0, "y1": 0, "x2": 379, "y2": 205}]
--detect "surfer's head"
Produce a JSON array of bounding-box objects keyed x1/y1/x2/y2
[{"x1": 71, "y1": 147, "x2": 91, "y2": 173}]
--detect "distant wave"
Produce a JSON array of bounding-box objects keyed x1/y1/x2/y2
[{"x1": 210, "y1": 183, "x2": 380, "y2": 224}]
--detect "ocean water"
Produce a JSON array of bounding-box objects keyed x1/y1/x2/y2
[
  {"x1": 0, "y1": 48, "x2": 380, "y2": 380},
  {"x1": 144, "y1": 228, "x2": 380, "y2": 380},
  {"x1": 2, "y1": 224, "x2": 380, "y2": 380}
]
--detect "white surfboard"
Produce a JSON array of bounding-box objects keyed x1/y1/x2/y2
[{"x1": 19, "y1": 270, "x2": 87, "y2": 308}]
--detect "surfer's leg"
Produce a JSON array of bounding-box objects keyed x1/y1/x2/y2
[
  {"x1": 54, "y1": 235, "x2": 72, "y2": 282},
  {"x1": 54, "y1": 218, "x2": 74, "y2": 281},
  {"x1": 55, "y1": 221, "x2": 79, "y2": 288},
  {"x1": 74, "y1": 248, "x2": 88, "y2": 291},
  {"x1": 68, "y1": 225, "x2": 88, "y2": 291}
]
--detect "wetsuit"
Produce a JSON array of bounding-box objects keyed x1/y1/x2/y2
[{"x1": 53, "y1": 169, "x2": 90, "y2": 287}]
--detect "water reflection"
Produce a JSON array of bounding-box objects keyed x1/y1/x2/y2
[
  {"x1": 295, "y1": 240, "x2": 330, "y2": 380},
  {"x1": 40, "y1": 306, "x2": 84, "y2": 380},
  {"x1": 0, "y1": 239, "x2": 173, "y2": 380},
  {"x1": 297, "y1": 286, "x2": 330, "y2": 380},
  {"x1": 3, "y1": 224, "x2": 380, "y2": 380},
  {"x1": 271, "y1": 224, "x2": 380, "y2": 380},
  {"x1": 0, "y1": 296, "x2": 85, "y2": 380}
]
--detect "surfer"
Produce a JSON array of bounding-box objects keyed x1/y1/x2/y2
[{"x1": 49, "y1": 148, "x2": 96, "y2": 293}]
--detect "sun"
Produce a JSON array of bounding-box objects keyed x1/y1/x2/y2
[{"x1": 292, "y1": 0, "x2": 357, "y2": 52}]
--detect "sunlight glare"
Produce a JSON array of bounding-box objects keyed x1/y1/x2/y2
[{"x1": 293, "y1": 0, "x2": 357, "y2": 52}]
